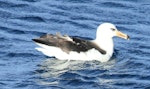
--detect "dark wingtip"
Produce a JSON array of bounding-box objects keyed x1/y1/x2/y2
[
  {"x1": 32, "y1": 39, "x2": 40, "y2": 43},
  {"x1": 32, "y1": 38, "x2": 48, "y2": 45},
  {"x1": 32, "y1": 39, "x2": 36, "y2": 42}
]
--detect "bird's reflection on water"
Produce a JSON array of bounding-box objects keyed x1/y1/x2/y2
[{"x1": 36, "y1": 58, "x2": 116, "y2": 87}]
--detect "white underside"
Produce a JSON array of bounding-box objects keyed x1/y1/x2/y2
[{"x1": 35, "y1": 43, "x2": 111, "y2": 62}]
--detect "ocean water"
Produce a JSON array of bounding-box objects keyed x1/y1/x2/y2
[{"x1": 0, "y1": 0, "x2": 150, "y2": 89}]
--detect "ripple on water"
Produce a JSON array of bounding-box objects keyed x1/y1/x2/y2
[
  {"x1": 35, "y1": 59, "x2": 116, "y2": 88},
  {"x1": 0, "y1": 0, "x2": 150, "y2": 89},
  {"x1": 16, "y1": 16, "x2": 45, "y2": 22}
]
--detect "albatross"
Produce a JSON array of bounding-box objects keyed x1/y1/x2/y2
[{"x1": 32, "y1": 23, "x2": 129, "y2": 62}]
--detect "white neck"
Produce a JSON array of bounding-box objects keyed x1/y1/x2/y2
[{"x1": 93, "y1": 36, "x2": 114, "y2": 57}]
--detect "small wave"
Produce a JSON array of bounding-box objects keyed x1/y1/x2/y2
[
  {"x1": 6, "y1": 52, "x2": 40, "y2": 57},
  {"x1": 101, "y1": 2, "x2": 128, "y2": 8},
  {"x1": 0, "y1": 26, "x2": 25, "y2": 34},
  {"x1": 66, "y1": 20, "x2": 94, "y2": 29},
  {"x1": 63, "y1": 0, "x2": 94, "y2": 4},
  {"x1": 20, "y1": 0, "x2": 40, "y2": 2},
  {"x1": 16, "y1": 16, "x2": 45, "y2": 22},
  {"x1": 0, "y1": 37, "x2": 8, "y2": 41},
  {"x1": 0, "y1": 1, "x2": 15, "y2": 8},
  {"x1": 12, "y1": 4, "x2": 29, "y2": 8}
]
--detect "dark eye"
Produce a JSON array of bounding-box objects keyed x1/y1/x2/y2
[{"x1": 111, "y1": 28, "x2": 116, "y2": 31}]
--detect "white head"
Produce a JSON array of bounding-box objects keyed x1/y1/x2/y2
[
  {"x1": 96, "y1": 23, "x2": 129, "y2": 40},
  {"x1": 94, "y1": 23, "x2": 129, "y2": 59}
]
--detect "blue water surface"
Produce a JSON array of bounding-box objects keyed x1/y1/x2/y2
[{"x1": 0, "y1": 0, "x2": 150, "y2": 89}]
